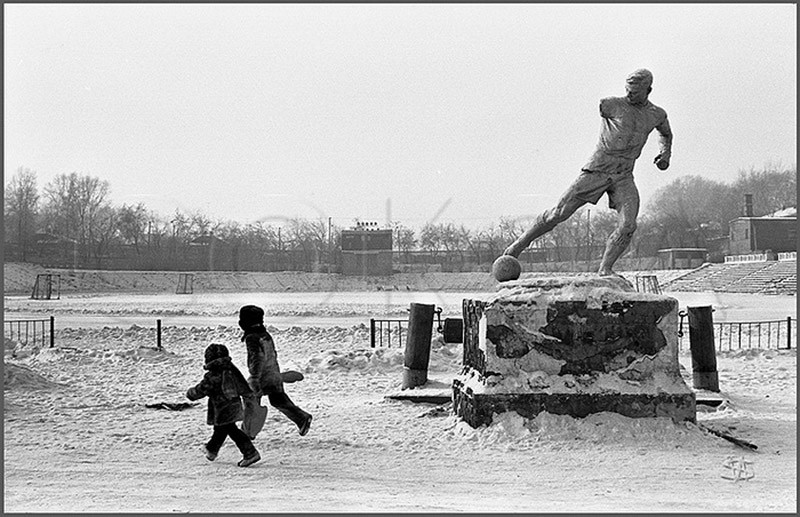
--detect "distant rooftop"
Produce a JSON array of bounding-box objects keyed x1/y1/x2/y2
[
  {"x1": 766, "y1": 206, "x2": 797, "y2": 218},
  {"x1": 348, "y1": 221, "x2": 387, "y2": 231},
  {"x1": 189, "y1": 234, "x2": 227, "y2": 245}
]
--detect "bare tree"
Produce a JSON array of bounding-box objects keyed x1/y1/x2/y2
[
  {"x1": 116, "y1": 203, "x2": 150, "y2": 254},
  {"x1": 733, "y1": 163, "x2": 797, "y2": 216},
  {"x1": 241, "y1": 221, "x2": 282, "y2": 250},
  {"x1": 476, "y1": 224, "x2": 507, "y2": 260},
  {"x1": 146, "y1": 216, "x2": 169, "y2": 250},
  {"x1": 457, "y1": 224, "x2": 486, "y2": 264},
  {"x1": 392, "y1": 222, "x2": 416, "y2": 257},
  {"x1": 41, "y1": 172, "x2": 112, "y2": 262},
  {"x1": 645, "y1": 175, "x2": 737, "y2": 249},
  {"x1": 542, "y1": 208, "x2": 585, "y2": 262},
  {"x1": 498, "y1": 216, "x2": 523, "y2": 243},
  {"x1": 90, "y1": 205, "x2": 118, "y2": 267},
  {"x1": 4, "y1": 167, "x2": 39, "y2": 260},
  {"x1": 419, "y1": 223, "x2": 442, "y2": 256},
  {"x1": 285, "y1": 218, "x2": 328, "y2": 271},
  {"x1": 187, "y1": 210, "x2": 220, "y2": 238}
]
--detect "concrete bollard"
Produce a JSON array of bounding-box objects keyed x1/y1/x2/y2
[
  {"x1": 687, "y1": 306, "x2": 719, "y2": 392},
  {"x1": 402, "y1": 303, "x2": 435, "y2": 389}
]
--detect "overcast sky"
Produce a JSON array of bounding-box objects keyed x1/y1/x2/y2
[{"x1": 4, "y1": 3, "x2": 796, "y2": 230}]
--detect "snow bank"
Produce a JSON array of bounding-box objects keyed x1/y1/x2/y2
[{"x1": 4, "y1": 362, "x2": 65, "y2": 391}]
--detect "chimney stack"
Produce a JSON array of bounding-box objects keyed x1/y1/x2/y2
[{"x1": 744, "y1": 194, "x2": 754, "y2": 217}]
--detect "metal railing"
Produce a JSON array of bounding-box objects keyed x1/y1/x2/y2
[
  {"x1": 4, "y1": 316, "x2": 55, "y2": 348},
  {"x1": 678, "y1": 316, "x2": 794, "y2": 351},
  {"x1": 369, "y1": 318, "x2": 407, "y2": 348},
  {"x1": 724, "y1": 254, "x2": 769, "y2": 263},
  {"x1": 369, "y1": 308, "x2": 795, "y2": 353},
  {"x1": 369, "y1": 307, "x2": 448, "y2": 348}
]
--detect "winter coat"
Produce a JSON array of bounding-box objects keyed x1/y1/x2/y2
[
  {"x1": 242, "y1": 325, "x2": 284, "y2": 395},
  {"x1": 186, "y1": 356, "x2": 253, "y2": 426}
]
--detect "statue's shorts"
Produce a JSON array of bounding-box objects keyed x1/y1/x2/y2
[{"x1": 566, "y1": 170, "x2": 639, "y2": 211}]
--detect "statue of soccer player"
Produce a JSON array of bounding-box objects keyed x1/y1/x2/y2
[{"x1": 504, "y1": 69, "x2": 673, "y2": 277}]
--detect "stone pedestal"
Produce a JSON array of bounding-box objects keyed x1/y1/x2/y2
[{"x1": 453, "y1": 276, "x2": 696, "y2": 427}]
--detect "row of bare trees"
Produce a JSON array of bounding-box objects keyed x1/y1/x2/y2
[
  {"x1": 4, "y1": 164, "x2": 796, "y2": 269},
  {"x1": 639, "y1": 165, "x2": 797, "y2": 255}
]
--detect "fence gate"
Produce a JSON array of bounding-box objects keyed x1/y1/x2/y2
[
  {"x1": 176, "y1": 273, "x2": 194, "y2": 294},
  {"x1": 31, "y1": 274, "x2": 61, "y2": 300}
]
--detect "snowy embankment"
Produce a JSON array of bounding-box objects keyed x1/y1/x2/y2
[
  {"x1": 4, "y1": 261, "x2": 697, "y2": 295},
  {"x1": 4, "y1": 311, "x2": 796, "y2": 512}
]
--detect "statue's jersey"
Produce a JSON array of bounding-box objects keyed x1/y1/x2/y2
[{"x1": 582, "y1": 96, "x2": 671, "y2": 175}]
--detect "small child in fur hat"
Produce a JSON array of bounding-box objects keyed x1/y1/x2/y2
[{"x1": 186, "y1": 343, "x2": 261, "y2": 467}]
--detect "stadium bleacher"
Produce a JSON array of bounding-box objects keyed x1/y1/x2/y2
[{"x1": 662, "y1": 259, "x2": 796, "y2": 295}]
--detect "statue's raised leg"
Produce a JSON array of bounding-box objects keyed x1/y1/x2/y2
[{"x1": 504, "y1": 194, "x2": 586, "y2": 258}]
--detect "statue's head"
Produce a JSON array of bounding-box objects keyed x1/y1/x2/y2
[{"x1": 625, "y1": 69, "x2": 653, "y2": 105}]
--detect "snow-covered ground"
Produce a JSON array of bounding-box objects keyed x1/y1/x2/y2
[
  {"x1": 4, "y1": 289, "x2": 796, "y2": 325},
  {"x1": 3, "y1": 290, "x2": 797, "y2": 512}
]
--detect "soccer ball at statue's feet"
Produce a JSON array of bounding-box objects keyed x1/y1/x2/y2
[{"x1": 492, "y1": 255, "x2": 521, "y2": 282}]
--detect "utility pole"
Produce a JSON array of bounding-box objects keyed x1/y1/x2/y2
[
  {"x1": 586, "y1": 209, "x2": 591, "y2": 262},
  {"x1": 278, "y1": 227, "x2": 282, "y2": 271},
  {"x1": 327, "y1": 217, "x2": 332, "y2": 274}
]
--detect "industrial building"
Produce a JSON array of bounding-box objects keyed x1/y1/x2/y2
[
  {"x1": 727, "y1": 195, "x2": 797, "y2": 256},
  {"x1": 340, "y1": 221, "x2": 393, "y2": 275}
]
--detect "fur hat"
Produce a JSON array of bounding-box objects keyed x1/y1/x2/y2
[
  {"x1": 204, "y1": 343, "x2": 229, "y2": 364},
  {"x1": 238, "y1": 305, "x2": 265, "y2": 328}
]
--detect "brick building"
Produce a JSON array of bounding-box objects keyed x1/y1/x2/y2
[
  {"x1": 340, "y1": 222, "x2": 393, "y2": 276},
  {"x1": 728, "y1": 200, "x2": 797, "y2": 256}
]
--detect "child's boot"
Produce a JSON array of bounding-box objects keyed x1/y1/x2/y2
[
  {"x1": 298, "y1": 414, "x2": 313, "y2": 436},
  {"x1": 202, "y1": 445, "x2": 217, "y2": 461},
  {"x1": 238, "y1": 450, "x2": 261, "y2": 467}
]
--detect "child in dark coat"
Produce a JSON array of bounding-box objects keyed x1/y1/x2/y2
[
  {"x1": 238, "y1": 305, "x2": 312, "y2": 440},
  {"x1": 186, "y1": 343, "x2": 261, "y2": 467}
]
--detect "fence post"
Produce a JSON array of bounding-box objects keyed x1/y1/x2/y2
[
  {"x1": 49, "y1": 316, "x2": 55, "y2": 348},
  {"x1": 687, "y1": 306, "x2": 720, "y2": 392},
  {"x1": 788, "y1": 317, "x2": 792, "y2": 350},
  {"x1": 157, "y1": 319, "x2": 162, "y2": 350},
  {"x1": 369, "y1": 319, "x2": 376, "y2": 348},
  {"x1": 396, "y1": 320, "x2": 404, "y2": 349},
  {"x1": 402, "y1": 303, "x2": 435, "y2": 389}
]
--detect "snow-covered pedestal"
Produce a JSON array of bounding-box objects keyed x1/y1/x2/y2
[{"x1": 453, "y1": 276, "x2": 696, "y2": 427}]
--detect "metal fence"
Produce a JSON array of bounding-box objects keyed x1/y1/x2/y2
[
  {"x1": 4, "y1": 316, "x2": 55, "y2": 349},
  {"x1": 371, "y1": 311, "x2": 796, "y2": 353},
  {"x1": 678, "y1": 316, "x2": 795, "y2": 351},
  {"x1": 369, "y1": 318, "x2": 407, "y2": 348},
  {"x1": 369, "y1": 307, "x2": 452, "y2": 348}
]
